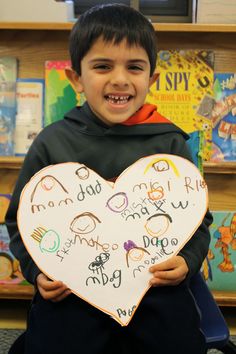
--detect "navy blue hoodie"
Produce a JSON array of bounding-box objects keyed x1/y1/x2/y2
[{"x1": 5, "y1": 102, "x2": 212, "y2": 284}]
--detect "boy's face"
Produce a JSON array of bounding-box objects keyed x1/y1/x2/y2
[{"x1": 67, "y1": 37, "x2": 158, "y2": 126}]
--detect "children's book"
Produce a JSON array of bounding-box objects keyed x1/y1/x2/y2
[
  {"x1": 44, "y1": 60, "x2": 86, "y2": 126},
  {"x1": 0, "y1": 223, "x2": 28, "y2": 285},
  {"x1": 210, "y1": 73, "x2": 236, "y2": 161},
  {"x1": 202, "y1": 211, "x2": 236, "y2": 292},
  {"x1": 0, "y1": 193, "x2": 30, "y2": 285},
  {"x1": 0, "y1": 57, "x2": 18, "y2": 155},
  {"x1": 14, "y1": 78, "x2": 44, "y2": 156},
  {"x1": 0, "y1": 193, "x2": 11, "y2": 223},
  {"x1": 146, "y1": 50, "x2": 215, "y2": 161},
  {"x1": 187, "y1": 130, "x2": 204, "y2": 172}
]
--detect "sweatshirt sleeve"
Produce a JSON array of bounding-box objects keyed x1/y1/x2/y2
[
  {"x1": 172, "y1": 135, "x2": 213, "y2": 280},
  {"x1": 5, "y1": 140, "x2": 49, "y2": 284}
]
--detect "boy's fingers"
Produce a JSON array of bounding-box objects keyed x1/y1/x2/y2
[
  {"x1": 149, "y1": 259, "x2": 176, "y2": 273},
  {"x1": 149, "y1": 277, "x2": 180, "y2": 287},
  {"x1": 153, "y1": 269, "x2": 178, "y2": 280},
  {"x1": 40, "y1": 280, "x2": 65, "y2": 291},
  {"x1": 51, "y1": 289, "x2": 72, "y2": 303},
  {"x1": 38, "y1": 284, "x2": 70, "y2": 301},
  {"x1": 36, "y1": 273, "x2": 69, "y2": 301},
  {"x1": 149, "y1": 256, "x2": 187, "y2": 273},
  {"x1": 37, "y1": 273, "x2": 65, "y2": 290}
]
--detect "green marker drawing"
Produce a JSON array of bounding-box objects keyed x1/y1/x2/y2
[{"x1": 31, "y1": 227, "x2": 60, "y2": 253}]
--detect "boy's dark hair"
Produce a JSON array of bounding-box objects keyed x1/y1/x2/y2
[{"x1": 69, "y1": 3, "x2": 157, "y2": 76}]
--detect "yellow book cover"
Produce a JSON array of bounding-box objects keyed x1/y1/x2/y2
[{"x1": 146, "y1": 50, "x2": 214, "y2": 161}]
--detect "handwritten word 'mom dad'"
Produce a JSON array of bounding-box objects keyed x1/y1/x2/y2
[{"x1": 31, "y1": 180, "x2": 102, "y2": 213}]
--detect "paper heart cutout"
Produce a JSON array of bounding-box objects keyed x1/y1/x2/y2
[{"x1": 17, "y1": 154, "x2": 208, "y2": 326}]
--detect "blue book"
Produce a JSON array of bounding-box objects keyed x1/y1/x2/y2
[
  {"x1": 0, "y1": 57, "x2": 18, "y2": 155},
  {"x1": 211, "y1": 73, "x2": 236, "y2": 161}
]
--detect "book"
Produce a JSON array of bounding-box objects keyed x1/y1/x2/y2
[
  {"x1": 187, "y1": 130, "x2": 204, "y2": 172},
  {"x1": 210, "y1": 73, "x2": 236, "y2": 162},
  {"x1": 14, "y1": 78, "x2": 44, "y2": 156},
  {"x1": 202, "y1": 211, "x2": 236, "y2": 292},
  {"x1": 0, "y1": 193, "x2": 11, "y2": 223},
  {"x1": 0, "y1": 57, "x2": 18, "y2": 155},
  {"x1": 0, "y1": 194, "x2": 30, "y2": 286},
  {"x1": 44, "y1": 60, "x2": 86, "y2": 126},
  {"x1": 0, "y1": 224, "x2": 28, "y2": 285},
  {"x1": 146, "y1": 50, "x2": 215, "y2": 161}
]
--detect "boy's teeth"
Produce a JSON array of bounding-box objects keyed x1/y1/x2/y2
[{"x1": 106, "y1": 95, "x2": 130, "y2": 104}]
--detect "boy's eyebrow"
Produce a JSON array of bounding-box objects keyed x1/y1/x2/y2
[
  {"x1": 88, "y1": 58, "x2": 149, "y2": 65},
  {"x1": 128, "y1": 59, "x2": 149, "y2": 65}
]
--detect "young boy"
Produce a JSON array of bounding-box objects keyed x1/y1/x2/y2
[{"x1": 6, "y1": 4, "x2": 212, "y2": 354}]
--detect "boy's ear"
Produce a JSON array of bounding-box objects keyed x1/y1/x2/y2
[
  {"x1": 149, "y1": 72, "x2": 160, "y2": 88},
  {"x1": 65, "y1": 67, "x2": 84, "y2": 93}
]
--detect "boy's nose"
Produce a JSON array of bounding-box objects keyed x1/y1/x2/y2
[{"x1": 110, "y1": 68, "x2": 129, "y2": 87}]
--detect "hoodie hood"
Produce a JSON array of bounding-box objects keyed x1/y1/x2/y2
[{"x1": 64, "y1": 102, "x2": 189, "y2": 140}]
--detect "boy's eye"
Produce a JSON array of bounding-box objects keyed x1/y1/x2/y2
[
  {"x1": 128, "y1": 65, "x2": 144, "y2": 71},
  {"x1": 93, "y1": 64, "x2": 111, "y2": 70}
]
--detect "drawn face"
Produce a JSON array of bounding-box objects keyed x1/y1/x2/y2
[
  {"x1": 40, "y1": 176, "x2": 55, "y2": 191},
  {"x1": 39, "y1": 230, "x2": 60, "y2": 253},
  {"x1": 152, "y1": 160, "x2": 169, "y2": 172},
  {"x1": 70, "y1": 213, "x2": 98, "y2": 234},
  {"x1": 128, "y1": 248, "x2": 144, "y2": 262},
  {"x1": 76, "y1": 166, "x2": 90, "y2": 180},
  {"x1": 145, "y1": 214, "x2": 172, "y2": 238},
  {"x1": 148, "y1": 186, "x2": 164, "y2": 201},
  {"x1": 106, "y1": 192, "x2": 128, "y2": 213}
]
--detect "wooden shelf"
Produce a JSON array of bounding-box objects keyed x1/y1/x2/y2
[
  {"x1": 0, "y1": 22, "x2": 236, "y2": 33},
  {"x1": 213, "y1": 291, "x2": 236, "y2": 307},
  {"x1": 204, "y1": 162, "x2": 236, "y2": 174},
  {"x1": 0, "y1": 22, "x2": 74, "y2": 30},
  {"x1": 1, "y1": 157, "x2": 235, "y2": 174},
  {"x1": 0, "y1": 156, "x2": 24, "y2": 169},
  {"x1": 0, "y1": 283, "x2": 234, "y2": 306},
  {"x1": 153, "y1": 23, "x2": 236, "y2": 33},
  {"x1": 0, "y1": 284, "x2": 34, "y2": 299}
]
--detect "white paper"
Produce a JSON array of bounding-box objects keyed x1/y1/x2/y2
[{"x1": 17, "y1": 154, "x2": 208, "y2": 326}]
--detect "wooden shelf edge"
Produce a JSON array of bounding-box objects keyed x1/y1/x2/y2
[
  {"x1": 204, "y1": 161, "x2": 236, "y2": 174},
  {"x1": 0, "y1": 284, "x2": 34, "y2": 300},
  {"x1": 1, "y1": 22, "x2": 236, "y2": 33},
  {"x1": 0, "y1": 284, "x2": 235, "y2": 306},
  {"x1": 0, "y1": 21, "x2": 74, "y2": 30},
  {"x1": 0, "y1": 157, "x2": 236, "y2": 173},
  {"x1": 213, "y1": 291, "x2": 236, "y2": 307},
  {"x1": 153, "y1": 23, "x2": 236, "y2": 32},
  {"x1": 0, "y1": 156, "x2": 24, "y2": 169}
]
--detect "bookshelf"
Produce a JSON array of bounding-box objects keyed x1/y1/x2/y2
[{"x1": 0, "y1": 23, "x2": 236, "y2": 303}]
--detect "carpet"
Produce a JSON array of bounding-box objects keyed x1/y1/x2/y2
[
  {"x1": 0, "y1": 329, "x2": 24, "y2": 354},
  {"x1": 0, "y1": 329, "x2": 236, "y2": 354}
]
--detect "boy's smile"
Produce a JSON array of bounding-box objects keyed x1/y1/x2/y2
[{"x1": 67, "y1": 37, "x2": 158, "y2": 126}]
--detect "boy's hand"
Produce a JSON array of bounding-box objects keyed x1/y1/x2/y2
[
  {"x1": 36, "y1": 273, "x2": 71, "y2": 302},
  {"x1": 149, "y1": 256, "x2": 189, "y2": 287}
]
